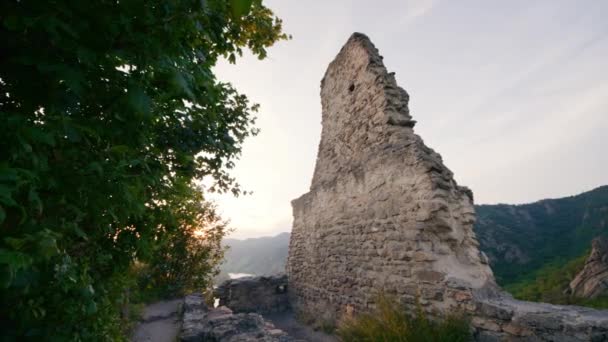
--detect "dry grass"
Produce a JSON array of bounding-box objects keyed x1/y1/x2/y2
[{"x1": 336, "y1": 295, "x2": 471, "y2": 342}]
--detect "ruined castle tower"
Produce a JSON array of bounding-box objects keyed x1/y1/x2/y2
[
  {"x1": 287, "y1": 33, "x2": 608, "y2": 341},
  {"x1": 287, "y1": 33, "x2": 496, "y2": 321}
]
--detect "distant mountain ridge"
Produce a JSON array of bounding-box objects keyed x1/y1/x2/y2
[
  {"x1": 219, "y1": 232, "x2": 290, "y2": 280},
  {"x1": 220, "y1": 186, "x2": 608, "y2": 286}
]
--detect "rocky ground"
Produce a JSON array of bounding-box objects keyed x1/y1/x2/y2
[
  {"x1": 132, "y1": 299, "x2": 182, "y2": 342},
  {"x1": 131, "y1": 292, "x2": 336, "y2": 342},
  {"x1": 265, "y1": 311, "x2": 337, "y2": 342}
]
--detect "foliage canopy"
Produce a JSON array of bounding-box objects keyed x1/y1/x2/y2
[{"x1": 0, "y1": 0, "x2": 287, "y2": 339}]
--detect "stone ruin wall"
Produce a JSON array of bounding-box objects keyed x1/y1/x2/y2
[
  {"x1": 287, "y1": 32, "x2": 495, "y2": 318},
  {"x1": 287, "y1": 33, "x2": 608, "y2": 341},
  {"x1": 216, "y1": 275, "x2": 290, "y2": 314}
]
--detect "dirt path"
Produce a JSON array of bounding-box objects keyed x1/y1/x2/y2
[
  {"x1": 264, "y1": 311, "x2": 338, "y2": 342},
  {"x1": 132, "y1": 299, "x2": 182, "y2": 342}
]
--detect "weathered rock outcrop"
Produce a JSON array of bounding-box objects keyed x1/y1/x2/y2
[
  {"x1": 216, "y1": 275, "x2": 290, "y2": 314},
  {"x1": 569, "y1": 237, "x2": 608, "y2": 298},
  {"x1": 287, "y1": 32, "x2": 608, "y2": 341},
  {"x1": 180, "y1": 293, "x2": 296, "y2": 342}
]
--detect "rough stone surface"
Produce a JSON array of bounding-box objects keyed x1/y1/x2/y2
[
  {"x1": 286, "y1": 32, "x2": 608, "y2": 341},
  {"x1": 569, "y1": 236, "x2": 608, "y2": 298},
  {"x1": 265, "y1": 311, "x2": 338, "y2": 342},
  {"x1": 132, "y1": 299, "x2": 183, "y2": 342},
  {"x1": 287, "y1": 31, "x2": 496, "y2": 322},
  {"x1": 179, "y1": 293, "x2": 297, "y2": 342},
  {"x1": 216, "y1": 275, "x2": 290, "y2": 314},
  {"x1": 215, "y1": 275, "x2": 336, "y2": 341},
  {"x1": 471, "y1": 295, "x2": 608, "y2": 341}
]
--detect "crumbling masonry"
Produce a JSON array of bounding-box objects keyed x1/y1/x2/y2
[{"x1": 287, "y1": 33, "x2": 608, "y2": 341}]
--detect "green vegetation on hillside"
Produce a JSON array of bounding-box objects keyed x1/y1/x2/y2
[
  {"x1": 337, "y1": 295, "x2": 471, "y2": 342},
  {"x1": 0, "y1": 0, "x2": 287, "y2": 339},
  {"x1": 505, "y1": 250, "x2": 608, "y2": 309},
  {"x1": 477, "y1": 187, "x2": 608, "y2": 308},
  {"x1": 474, "y1": 186, "x2": 608, "y2": 286}
]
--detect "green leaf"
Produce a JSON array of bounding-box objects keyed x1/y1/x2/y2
[
  {"x1": 0, "y1": 249, "x2": 32, "y2": 286},
  {"x1": 82, "y1": 285, "x2": 95, "y2": 298},
  {"x1": 109, "y1": 145, "x2": 130, "y2": 155},
  {"x1": 64, "y1": 123, "x2": 82, "y2": 143},
  {"x1": 26, "y1": 128, "x2": 55, "y2": 147},
  {"x1": 169, "y1": 70, "x2": 195, "y2": 99},
  {"x1": 0, "y1": 185, "x2": 16, "y2": 207},
  {"x1": 0, "y1": 206, "x2": 5, "y2": 224},
  {"x1": 85, "y1": 301, "x2": 97, "y2": 314},
  {"x1": 0, "y1": 167, "x2": 19, "y2": 183},
  {"x1": 4, "y1": 237, "x2": 25, "y2": 250},
  {"x1": 85, "y1": 162, "x2": 103, "y2": 177},
  {"x1": 0, "y1": 249, "x2": 28, "y2": 266},
  {"x1": 28, "y1": 188, "x2": 43, "y2": 215},
  {"x1": 228, "y1": 53, "x2": 236, "y2": 64},
  {"x1": 231, "y1": 0, "x2": 254, "y2": 18},
  {"x1": 126, "y1": 85, "x2": 152, "y2": 117},
  {"x1": 74, "y1": 226, "x2": 88, "y2": 241},
  {"x1": 3, "y1": 16, "x2": 19, "y2": 30},
  {"x1": 38, "y1": 233, "x2": 59, "y2": 259}
]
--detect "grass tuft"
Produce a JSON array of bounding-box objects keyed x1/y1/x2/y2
[{"x1": 336, "y1": 294, "x2": 471, "y2": 342}]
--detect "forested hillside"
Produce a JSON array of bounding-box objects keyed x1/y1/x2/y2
[{"x1": 474, "y1": 185, "x2": 608, "y2": 286}]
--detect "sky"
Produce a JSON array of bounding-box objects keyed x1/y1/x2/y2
[{"x1": 210, "y1": 0, "x2": 608, "y2": 239}]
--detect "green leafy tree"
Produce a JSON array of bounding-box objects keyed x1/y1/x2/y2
[
  {"x1": 0, "y1": 0, "x2": 287, "y2": 340},
  {"x1": 136, "y1": 191, "x2": 228, "y2": 300}
]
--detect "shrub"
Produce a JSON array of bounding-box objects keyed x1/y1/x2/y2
[{"x1": 337, "y1": 295, "x2": 471, "y2": 342}]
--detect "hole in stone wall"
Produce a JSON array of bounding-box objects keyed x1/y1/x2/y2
[{"x1": 348, "y1": 83, "x2": 355, "y2": 92}]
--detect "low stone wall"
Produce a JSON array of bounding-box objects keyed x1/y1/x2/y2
[
  {"x1": 180, "y1": 292, "x2": 296, "y2": 342},
  {"x1": 470, "y1": 293, "x2": 608, "y2": 341},
  {"x1": 215, "y1": 274, "x2": 290, "y2": 314},
  {"x1": 213, "y1": 274, "x2": 608, "y2": 340}
]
